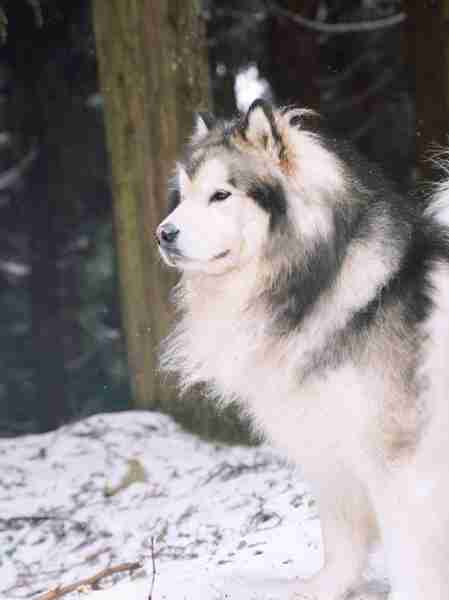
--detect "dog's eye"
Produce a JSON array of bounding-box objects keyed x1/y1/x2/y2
[{"x1": 209, "y1": 190, "x2": 231, "y2": 204}]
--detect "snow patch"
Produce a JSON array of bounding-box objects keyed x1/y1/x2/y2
[
  {"x1": 0, "y1": 411, "x2": 322, "y2": 600},
  {"x1": 0, "y1": 411, "x2": 386, "y2": 599}
]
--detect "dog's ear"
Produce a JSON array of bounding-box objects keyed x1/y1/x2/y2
[
  {"x1": 177, "y1": 164, "x2": 192, "y2": 192},
  {"x1": 191, "y1": 111, "x2": 215, "y2": 143},
  {"x1": 241, "y1": 99, "x2": 282, "y2": 157}
]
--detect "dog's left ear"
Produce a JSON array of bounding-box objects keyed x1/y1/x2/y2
[
  {"x1": 241, "y1": 99, "x2": 282, "y2": 157},
  {"x1": 191, "y1": 111, "x2": 215, "y2": 143}
]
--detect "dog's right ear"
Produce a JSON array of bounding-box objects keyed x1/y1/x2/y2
[
  {"x1": 191, "y1": 111, "x2": 214, "y2": 143},
  {"x1": 241, "y1": 99, "x2": 283, "y2": 158}
]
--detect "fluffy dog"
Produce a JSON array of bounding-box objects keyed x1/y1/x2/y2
[{"x1": 157, "y1": 100, "x2": 449, "y2": 600}]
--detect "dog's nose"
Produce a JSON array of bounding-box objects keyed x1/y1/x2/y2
[{"x1": 157, "y1": 222, "x2": 180, "y2": 245}]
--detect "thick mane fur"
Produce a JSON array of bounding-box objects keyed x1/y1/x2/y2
[{"x1": 161, "y1": 106, "x2": 449, "y2": 407}]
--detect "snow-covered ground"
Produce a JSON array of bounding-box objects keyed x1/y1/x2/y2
[{"x1": 0, "y1": 411, "x2": 386, "y2": 600}]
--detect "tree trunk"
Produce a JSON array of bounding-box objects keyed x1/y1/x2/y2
[
  {"x1": 93, "y1": 0, "x2": 210, "y2": 410},
  {"x1": 405, "y1": 1, "x2": 449, "y2": 178}
]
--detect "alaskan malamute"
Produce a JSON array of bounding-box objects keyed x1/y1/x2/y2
[{"x1": 156, "y1": 100, "x2": 449, "y2": 599}]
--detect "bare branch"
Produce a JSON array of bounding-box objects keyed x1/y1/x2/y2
[
  {"x1": 0, "y1": 515, "x2": 87, "y2": 531},
  {"x1": 34, "y1": 561, "x2": 142, "y2": 600},
  {"x1": 272, "y1": 4, "x2": 406, "y2": 34},
  {"x1": 325, "y1": 66, "x2": 397, "y2": 113},
  {"x1": 148, "y1": 537, "x2": 157, "y2": 600},
  {"x1": 316, "y1": 49, "x2": 382, "y2": 87},
  {"x1": 0, "y1": 8, "x2": 7, "y2": 43},
  {"x1": 27, "y1": 0, "x2": 44, "y2": 28},
  {"x1": 203, "y1": 4, "x2": 406, "y2": 36},
  {"x1": 0, "y1": 145, "x2": 38, "y2": 191}
]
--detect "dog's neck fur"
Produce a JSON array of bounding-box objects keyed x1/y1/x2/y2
[{"x1": 161, "y1": 220, "x2": 403, "y2": 403}]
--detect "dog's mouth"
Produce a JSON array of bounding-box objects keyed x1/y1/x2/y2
[
  {"x1": 213, "y1": 250, "x2": 230, "y2": 260},
  {"x1": 158, "y1": 246, "x2": 186, "y2": 268},
  {"x1": 158, "y1": 246, "x2": 230, "y2": 268}
]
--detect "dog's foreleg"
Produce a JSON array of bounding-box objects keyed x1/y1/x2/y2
[
  {"x1": 374, "y1": 470, "x2": 449, "y2": 600},
  {"x1": 293, "y1": 469, "x2": 377, "y2": 600}
]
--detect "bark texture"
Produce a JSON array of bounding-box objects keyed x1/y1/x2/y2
[{"x1": 93, "y1": 0, "x2": 210, "y2": 409}]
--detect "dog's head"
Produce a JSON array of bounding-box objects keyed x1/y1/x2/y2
[{"x1": 156, "y1": 100, "x2": 345, "y2": 276}]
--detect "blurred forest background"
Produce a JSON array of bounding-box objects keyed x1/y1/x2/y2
[{"x1": 0, "y1": 0, "x2": 447, "y2": 440}]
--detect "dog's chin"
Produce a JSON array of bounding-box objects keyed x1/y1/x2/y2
[
  {"x1": 159, "y1": 247, "x2": 235, "y2": 274},
  {"x1": 158, "y1": 247, "x2": 180, "y2": 268}
]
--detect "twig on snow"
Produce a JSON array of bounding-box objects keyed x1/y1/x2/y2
[
  {"x1": 0, "y1": 515, "x2": 87, "y2": 531},
  {"x1": 34, "y1": 561, "x2": 142, "y2": 600},
  {"x1": 148, "y1": 537, "x2": 157, "y2": 600}
]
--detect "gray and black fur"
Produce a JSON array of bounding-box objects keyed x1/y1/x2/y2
[{"x1": 169, "y1": 100, "x2": 449, "y2": 377}]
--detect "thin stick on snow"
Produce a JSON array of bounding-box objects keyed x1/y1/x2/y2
[
  {"x1": 0, "y1": 515, "x2": 86, "y2": 529},
  {"x1": 34, "y1": 561, "x2": 142, "y2": 600},
  {"x1": 148, "y1": 537, "x2": 157, "y2": 600}
]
